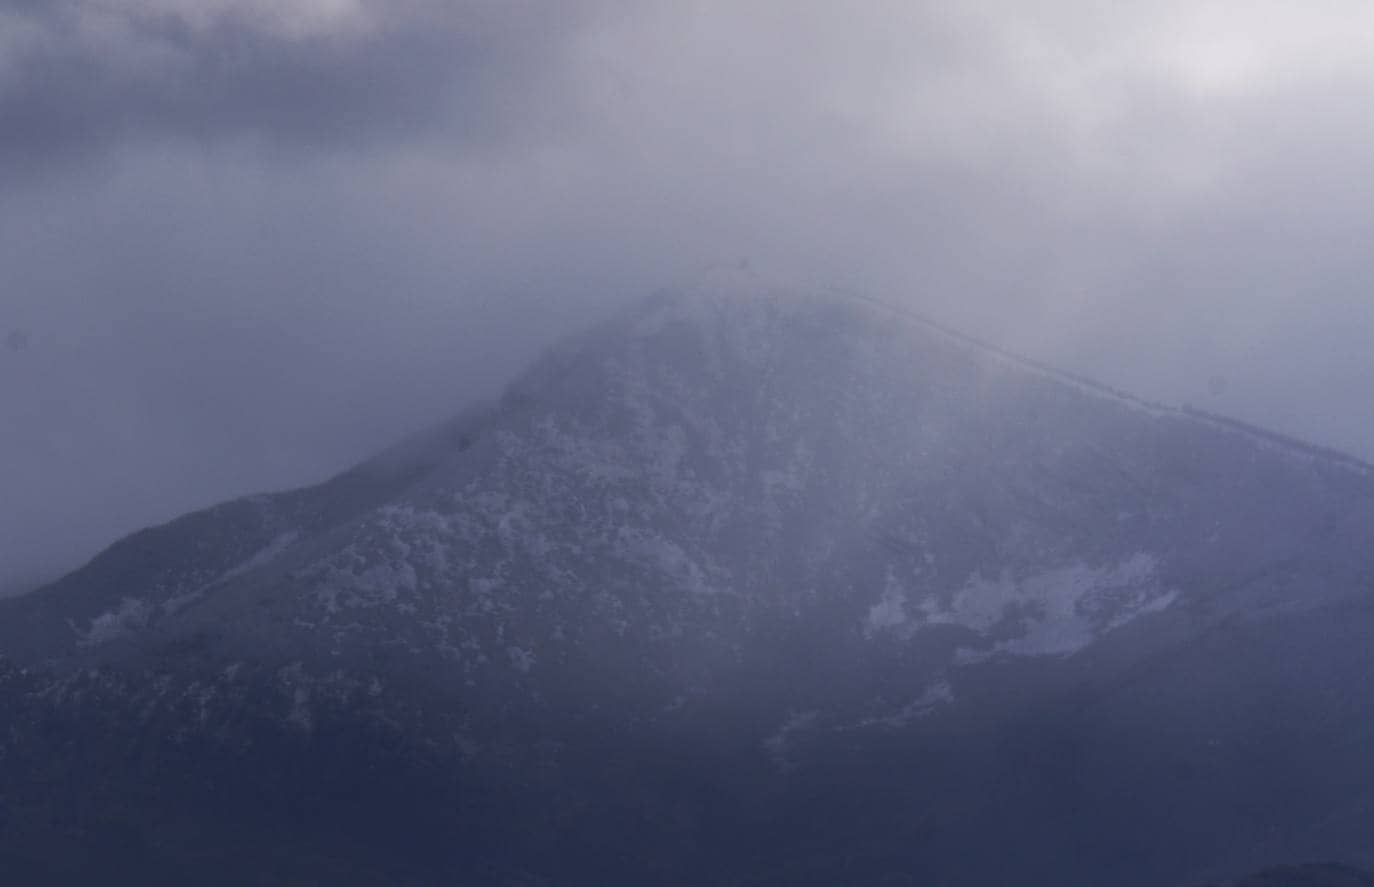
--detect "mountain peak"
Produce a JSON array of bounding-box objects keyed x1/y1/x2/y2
[
  {"x1": 5, "y1": 285, "x2": 1374, "y2": 884},
  {"x1": 8, "y1": 283, "x2": 1368, "y2": 677}
]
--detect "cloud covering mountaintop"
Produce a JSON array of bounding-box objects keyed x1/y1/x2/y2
[{"x1": 5, "y1": 1, "x2": 1374, "y2": 592}]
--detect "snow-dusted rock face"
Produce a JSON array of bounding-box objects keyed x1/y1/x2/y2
[
  {"x1": 10, "y1": 290, "x2": 1357, "y2": 678},
  {"x1": 4, "y1": 287, "x2": 1374, "y2": 885}
]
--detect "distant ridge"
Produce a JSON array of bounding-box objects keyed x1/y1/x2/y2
[{"x1": 836, "y1": 288, "x2": 1374, "y2": 476}]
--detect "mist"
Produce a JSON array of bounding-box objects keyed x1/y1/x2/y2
[{"x1": 6, "y1": 0, "x2": 1374, "y2": 591}]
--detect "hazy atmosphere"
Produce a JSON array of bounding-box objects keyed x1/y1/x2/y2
[
  {"x1": 5, "y1": 0, "x2": 1374, "y2": 591},
  {"x1": 8, "y1": 7, "x2": 1374, "y2": 884}
]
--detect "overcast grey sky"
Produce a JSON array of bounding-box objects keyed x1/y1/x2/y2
[{"x1": 4, "y1": 0, "x2": 1374, "y2": 591}]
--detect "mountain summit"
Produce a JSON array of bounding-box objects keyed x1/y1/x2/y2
[{"x1": 4, "y1": 287, "x2": 1374, "y2": 885}]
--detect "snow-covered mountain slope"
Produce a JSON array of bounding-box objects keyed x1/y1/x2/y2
[{"x1": 3, "y1": 287, "x2": 1374, "y2": 885}]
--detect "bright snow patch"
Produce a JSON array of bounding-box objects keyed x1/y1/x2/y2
[
  {"x1": 868, "y1": 553, "x2": 1176, "y2": 662},
  {"x1": 78, "y1": 597, "x2": 152, "y2": 645}
]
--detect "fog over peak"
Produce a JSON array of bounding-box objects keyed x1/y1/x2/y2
[{"x1": 4, "y1": 1, "x2": 1374, "y2": 590}]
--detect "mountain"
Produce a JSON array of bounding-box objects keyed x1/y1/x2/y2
[{"x1": 3, "y1": 285, "x2": 1374, "y2": 885}]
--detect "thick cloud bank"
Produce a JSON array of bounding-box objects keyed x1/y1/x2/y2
[{"x1": 4, "y1": 1, "x2": 1374, "y2": 587}]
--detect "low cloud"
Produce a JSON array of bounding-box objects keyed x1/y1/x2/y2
[{"x1": 5, "y1": 1, "x2": 1374, "y2": 587}]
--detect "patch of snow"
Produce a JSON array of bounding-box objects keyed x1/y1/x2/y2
[
  {"x1": 78, "y1": 597, "x2": 151, "y2": 646},
  {"x1": 287, "y1": 686, "x2": 313, "y2": 731},
  {"x1": 506, "y1": 646, "x2": 536, "y2": 673},
  {"x1": 856, "y1": 679, "x2": 955, "y2": 728},
  {"x1": 314, "y1": 546, "x2": 419, "y2": 614},
  {"x1": 615, "y1": 526, "x2": 724, "y2": 595},
  {"x1": 278, "y1": 663, "x2": 314, "y2": 732},
  {"x1": 162, "y1": 531, "x2": 300, "y2": 615},
  {"x1": 221, "y1": 531, "x2": 299, "y2": 583},
  {"x1": 864, "y1": 569, "x2": 909, "y2": 637},
  {"x1": 915, "y1": 553, "x2": 1176, "y2": 662},
  {"x1": 764, "y1": 709, "x2": 820, "y2": 772}
]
